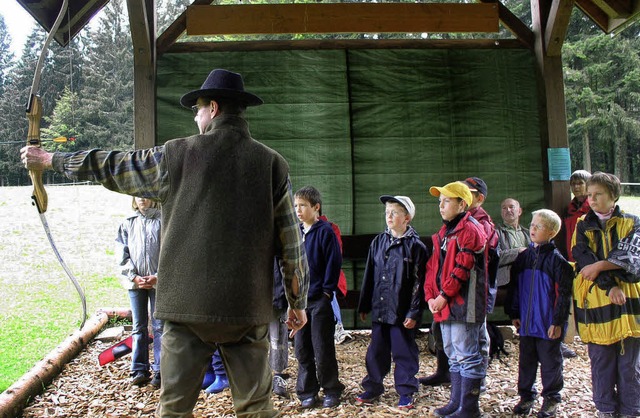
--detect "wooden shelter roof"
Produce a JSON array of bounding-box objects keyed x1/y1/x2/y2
[
  {"x1": 16, "y1": 0, "x2": 111, "y2": 46},
  {"x1": 14, "y1": 0, "x2": 640, "y2": 224},
  {"x1": 17, "y1": 0, "x2": 640, "y2": 47}
]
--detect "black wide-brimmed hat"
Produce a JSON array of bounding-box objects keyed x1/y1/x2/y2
[{"x1": 180, "y1": 69, "x2": 263, "y2": 108}]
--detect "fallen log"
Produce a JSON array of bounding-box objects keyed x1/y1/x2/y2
[{"x1": 0, "y1": 308, "x2": 128, "y2": 418}]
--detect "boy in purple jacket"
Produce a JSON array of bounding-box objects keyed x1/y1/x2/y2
[{"x1": 506, "y1": 209, "x2": 574, "y2": 418}]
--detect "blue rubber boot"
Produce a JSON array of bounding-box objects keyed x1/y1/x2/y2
[
  {"x1": 202, "y1": 370, "x2": 216, "y2": 389},
  {"x1": 433, "y1": 372, "x2": 461, "y2": 417},
  {"x1": 205, "y1": 375, "x2": 229, "y2": 394},
  {"x1": 447, "y1": 376, "x2": 482, "y2": 418}
]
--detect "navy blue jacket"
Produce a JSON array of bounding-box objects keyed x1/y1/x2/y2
[
  {"x1": 302, "y1": 219, "x2": 343, "y2": 299},
  {"x1": 358, "y1": 226, "x2": 429, "y2": 325},
  {"x1": 505, "y1": 241, "x2": 574, "y2": 340}
]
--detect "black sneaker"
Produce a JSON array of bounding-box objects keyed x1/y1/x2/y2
[
  {"x1": 513, "y1": 398, "x2": 535, "y2": 415},
  {"x1": 322, "y1": 394, "x2": 340, "y2": 408},
  {"x1": 537, "y1": 398, "x2": 559, "y2": 418},
  {"x1": 560, "y1": 343, "x2": 577, "y2": 359},
  {"x1": 300, "y1": 395, "x2": 319, "y2": 409},
  {"x1": 150, "y1": 373, "x2": 161, "y2": 389},
  {"x1": 130, "y1": 371, "x2": 151, "y2": 386}
]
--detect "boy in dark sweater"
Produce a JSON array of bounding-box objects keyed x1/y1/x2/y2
[{"x1": 293, "y1": 186, "x2": 345, "y2": 409}]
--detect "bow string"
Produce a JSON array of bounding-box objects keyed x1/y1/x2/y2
[{"x1": 26, "y1": 0, "x2": 87, "y2": 329}]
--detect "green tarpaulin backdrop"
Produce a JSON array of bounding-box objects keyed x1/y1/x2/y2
[{"x1": 157, "y1": 48, "x2": 544, "y2": 326}]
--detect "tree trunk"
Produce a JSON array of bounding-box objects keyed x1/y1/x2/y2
[
  {"x1": 614, "y1": 129, "x2": 626, "y2": 181},
  {"x1": 582, "y1": 128, "x2": 591, "y2": 173},
  {"x1": 0, "y1": 310, "x2": 120, "y2": 418}
]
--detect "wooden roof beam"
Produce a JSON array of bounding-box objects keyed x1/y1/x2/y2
[
  {"x1": 157, "y1": 0, "x2": 212, "y2": 55},
  {"x1": 575, "y1": 0, "x2": 611, "y2": 30},
  {"x1": 576, "y1": 0, "x2": 640, "y2": 33},
  {"x1": 185, "y1": 3, "x2": 500, "y2": 36},
  {"x1": 544, "y1": 0, "x2": 575, "y2": 56},
  {"x1": 479, "y1": 0, "x2": 535, "y2": 49},
  {"x1": 590, "y1": 0, "x2": 633, "y2": 17}
]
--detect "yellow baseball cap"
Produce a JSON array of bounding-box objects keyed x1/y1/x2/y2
[{"x1": 429, "y1": 182, "x2": 473, "y2": 207}]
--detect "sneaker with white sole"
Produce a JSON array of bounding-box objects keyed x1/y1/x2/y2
[
  {"x1": 355, "y1": 391, "x2": 381, "y2": 405},
  {"x1": 334, "y1": 323, "x2": 353, "y2": 344},
  {"x1": 272, "y1": 375, "x2": 288, "y2": 398},
  {"x1": 398, "y1": 394, "x2": 415, "y2": 410}
]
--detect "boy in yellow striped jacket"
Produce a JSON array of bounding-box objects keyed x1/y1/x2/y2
[{"x1": 572, "y1": 172, "x2": 640, "y2": 418}]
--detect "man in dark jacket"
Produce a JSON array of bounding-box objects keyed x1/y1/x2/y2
[{"x1": 21, "y1": 69, "x2": 309, "y2": 418}]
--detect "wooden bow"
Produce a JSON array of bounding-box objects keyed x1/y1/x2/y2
[{"x1": 26, "y1": 0, "x2": 86, "y2": 329}]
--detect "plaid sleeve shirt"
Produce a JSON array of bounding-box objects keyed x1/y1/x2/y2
[
  {"x1": 273, "y1": 179, "x2": 309, "y2": 310},
  {"x1": 52, "y1": 147, "x2": 309, "y2": 309},
  {"x1": 52, "y1": 147, "x2": 170, "y2": 201}
]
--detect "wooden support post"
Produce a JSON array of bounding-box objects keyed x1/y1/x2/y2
[
  {"x1": 127, "y1": 0, "x2": 156, "y2": 150},
  {"x1": 531, "y1": 0, "x2": 571, "y2": 218},
  {"x1": 532, "y1": 0, "x2": 575, "y2": 341}
]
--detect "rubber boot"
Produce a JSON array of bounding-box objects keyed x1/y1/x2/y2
[
  {"x1": 480, "y1": 357, "x2": 489, "y2": 393},
  {"x1": 202, "y1": 369, "x2": 216, "y2": 389},
  {"x1": 419, "y1": 349, "x2": 451, "y2": 386},
  {"x1": 447, "y1": 376, "x2": 482, "y2": 418},
  {"x1": 205, "y1": 374, "x2": 229, "y2": 394},
  {"x1": 432, "y1": 372, "x2": 461, "y2": 417}
]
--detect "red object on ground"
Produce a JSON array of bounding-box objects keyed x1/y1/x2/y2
[{"x1": 98, "y1": 336, "x2": 133, "y2": 366}]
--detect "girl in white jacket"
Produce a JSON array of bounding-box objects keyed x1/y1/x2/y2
[{"x1": 115, "y1": 197, "x2": 162, "y2": 387}]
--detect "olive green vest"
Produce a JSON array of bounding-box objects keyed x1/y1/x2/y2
[{"x1": 154, "y1": 114, "x2": 289, "y2": 325}]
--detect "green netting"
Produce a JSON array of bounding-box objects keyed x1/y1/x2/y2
[
  {"x1": 158, "y1": 48, "x2": 543, "y2": 237},
  {"x1": 157, "y1": 50, "x2": 354, "y2": 231},
  {"x1": 348, "y1": 49, "x2": 543, "y2": 236},
  {"x1": 157, "y1": 47, "x2": 544, "y2": 327}
]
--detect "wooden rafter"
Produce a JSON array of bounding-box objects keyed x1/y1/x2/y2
[
  {"x1": 590, "y1": 0, "x2": 633, "y2": 16},
  {"x1": 544, "y1": 0, "x2": 575, "y2": 56},
  {"x1": 479, "y1": 0, "x2": 535, "y2": 49},
  {"x1": 162, "y1": 38, "x2": 526, "y2": 54},
  {"x1": 157, "y1": 0, "x2": 212, "y2": 55},
  {"x1": 185, "y1": 3, "x2": 500, "y2": 36}
]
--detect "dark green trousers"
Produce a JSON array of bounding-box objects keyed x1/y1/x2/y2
[{"x1": 157, "y1": 321, "x2": 277, "y2": 418}]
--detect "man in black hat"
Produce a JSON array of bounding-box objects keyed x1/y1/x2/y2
[{"x1": 21, "y1": 69, "x2": 309, "y2": 418}]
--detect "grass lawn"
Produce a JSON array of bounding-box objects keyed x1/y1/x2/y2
[
  {"x1": 0, "y1": 186, "x2": 131, "y2": 392},
  {"x1": 0, "y1": 187, "x2": 638, "y2": 393}
]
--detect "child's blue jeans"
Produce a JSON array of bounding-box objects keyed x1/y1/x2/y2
[
  {"x1": 129, "y1": 288, "x2": 163, "y2": 373},
  {"x1": 441, "y1": 320, "x2": 486, "y2": 380}
]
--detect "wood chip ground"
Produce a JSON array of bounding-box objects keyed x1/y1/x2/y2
[{"x1": 21, "y1": 330, "x2": 596, "y2": 417}]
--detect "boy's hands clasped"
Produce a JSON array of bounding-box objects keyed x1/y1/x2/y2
[{"x1": 428, "y1": 294, "x2": 447, "y2": 314}]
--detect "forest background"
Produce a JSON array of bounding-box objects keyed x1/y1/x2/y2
[{"x1": 0, "y1": 0, "x2": 639, "y2": 186}]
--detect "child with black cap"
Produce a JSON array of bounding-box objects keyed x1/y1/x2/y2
[{"x1": 356, "y1": 195, "x2": 428, "y2": 410}]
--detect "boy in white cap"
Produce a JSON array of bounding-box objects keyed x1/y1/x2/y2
[
  {"x1": 424, "y1": 182, "x2": 488, "y2": 418},
  {"x1": 356, "y1": 195, "x2": 429, "y2": 410}
]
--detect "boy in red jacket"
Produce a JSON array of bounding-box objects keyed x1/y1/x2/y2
[{"x1": 425, "y1": 182, "x2": 488, "y2": 418}]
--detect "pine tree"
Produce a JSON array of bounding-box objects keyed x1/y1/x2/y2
[
  {"x1": 77, "y1": 0, "x2": 134, "y2": 151},
  {"x1": 564, "y1": 35, "x2": 640, "y2": 181}
]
